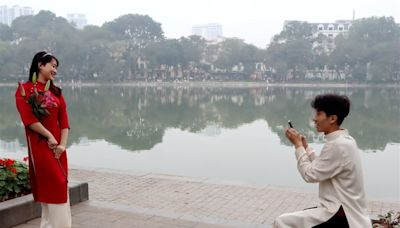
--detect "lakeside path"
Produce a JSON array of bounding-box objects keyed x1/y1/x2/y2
[{"x1": 15, "y1": 168, "x2": 400, "y2": 228}]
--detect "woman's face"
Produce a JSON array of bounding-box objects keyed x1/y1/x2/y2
[{"x1": 39, "y1": 58, "x2": 58, "y2": 81}]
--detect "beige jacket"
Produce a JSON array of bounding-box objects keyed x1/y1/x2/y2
[{"x1": 274, "y1": 129, "x2": 371, "y2": 227}]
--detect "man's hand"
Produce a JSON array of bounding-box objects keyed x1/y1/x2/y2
[
  {"x1": 301, "y1": 135, "x2": 308, "y2": 149},
  {"x1": 285, "y1": 128, "x2": 303, "y2": 148},
  {"x1": 53, "y1": 145, "x2": 66, "y2": 159}
]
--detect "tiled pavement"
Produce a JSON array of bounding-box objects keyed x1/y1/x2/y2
[{"x1": 14, "y1": 168, "x2": 400, "y2": 227}]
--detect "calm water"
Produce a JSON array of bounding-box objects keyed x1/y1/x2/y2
[{"x1": 1, "y1": 85, "x2": 399, "y2": 200}]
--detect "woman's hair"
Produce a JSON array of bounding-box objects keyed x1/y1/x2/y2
[
  {"x1": 29, "y1": 51, "x2": 62, "y2": 96},
  {"x1": 311, "y1": 94, "x2": 350, "y2": 125}
]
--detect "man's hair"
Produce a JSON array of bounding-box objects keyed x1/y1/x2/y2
[{"x1": 311, "y1": 94, "x2": 350, "y2": 125}]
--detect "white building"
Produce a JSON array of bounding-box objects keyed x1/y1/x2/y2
[
  {"x1": 0, "y1": 5, "x2": 34, "y2": 26},
  {"x1": 192, "y1": 23, "x2": 222, "y2": 40},
  {"x1": 283, "y1": 19, "x2": 353, "y2": 54},
  {"x1": 311, "y1": 20, "x2": 352, "y2": 53},
  {"x1": 311, "y1": 20, "x2": 352, "y2": 39},
  {"x1": 67, "y1": 13, "x2": 87, "y2": 29}
]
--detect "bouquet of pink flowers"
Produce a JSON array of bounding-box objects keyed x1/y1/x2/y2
[{"x1": 18, "y1": 73, "x2": 58, "y2": 120}]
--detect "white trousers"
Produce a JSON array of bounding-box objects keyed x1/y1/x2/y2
[
  {"x1": 40, "y1": 198, "x2": 71, "y2": 228},
  {"x1": 273, "y1": 207, "x2": 333, "y2": 228}
]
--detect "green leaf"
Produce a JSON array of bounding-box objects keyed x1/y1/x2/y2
[
  {"x1": 13, "y1": 186, "x2": 21, "y2": 193},
  {"x1": 32, "y1": 72, "x2": 37, "y2": 83},
  {"x1": 17, "y1": 174, "x2": 27, "y2": 180},
  {"x1": 44, "y1": 80, "x2": 51, "y2": 91}
]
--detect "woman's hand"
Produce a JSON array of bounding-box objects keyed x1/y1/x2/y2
[
  {"x1": 53, "y1": 145, "x2": 66, "y2": 159},
  {"x1": 47, "y1": 136, "x2": 58, "y2": 149},
  {"x1": 285, "y1": 128, "x2": 303, "y2": 148}
]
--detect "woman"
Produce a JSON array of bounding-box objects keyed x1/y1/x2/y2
[{"x1": 15, "y1": 51, "x2": 71, "y2": 228}]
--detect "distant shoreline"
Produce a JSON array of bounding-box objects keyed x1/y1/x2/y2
[{"x1": 1, "y1": 81, "x2": 399, "y2": 88}]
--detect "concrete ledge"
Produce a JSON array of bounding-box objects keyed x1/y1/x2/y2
[
  {"x1": 0, "y1": 181, "x2": 88, "y2": 228},
  {"x1": 69, "y1": 181, "x2": 89, "y2": 205}
]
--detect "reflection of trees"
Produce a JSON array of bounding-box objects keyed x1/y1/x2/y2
[
  {"x1": 1, "y1": 86, "x2": 399, "y2": 151},
  {"x1": 0, "y1": 88, "x2": 26, "y2": 142}
]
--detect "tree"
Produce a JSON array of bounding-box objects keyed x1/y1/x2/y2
[
  {"x1": 144, "y1": 39, "x2": 184, "y2": 67},
  {"x1": 331, "y1": 17, "x2": 400, "y2": 82},
  {"x1": 273, "y1": 21, "x2": 313, "y2": 43},
  {"x1": 102, "y1": 14, "x2": 164, "y2": 79},
  {"x1": 179, "y1": 35, "x2": 206, "y2": 66},
  {"x1": 102, "y1": 14, "x2": 164, "y2": 48},
  {"x1": 214, "y1": 38, "x2": 262, "y2": 74},
  {"x1": 0, "y1": 24, "x2": 12, "y2": 41},
  {"x1": 265, "y1": 21, "x2": 315, "y2": 80}
]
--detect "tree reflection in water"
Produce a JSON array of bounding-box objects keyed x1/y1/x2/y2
[{"x1": 0, "y1": 86, "x2": 399, "y2": 152}]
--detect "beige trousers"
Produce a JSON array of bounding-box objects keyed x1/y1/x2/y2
[
  {"x1": 273, "y1": 207, "x2": 333, "y2": 228},
  {"x1": 40, "y1": 198, "x2": 71, "y2": 228}
]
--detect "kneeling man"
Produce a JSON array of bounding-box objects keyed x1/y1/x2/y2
[{"x1": 274, "y1": 94, "x2": 371, "y2": 228}]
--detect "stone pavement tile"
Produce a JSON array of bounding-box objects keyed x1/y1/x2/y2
[
  {"x1": 25, "y1": 218, "x2": 41, "y2": 225},
  {"x1": 12, "y1": 218, "x2": 41, "y2": 227},
  {"x1": 12, "y1": 224, "x2": 37, "y2": 228},
  {"x1": 71, "y1": 202, "x2": 102, "y2": 215},
  {"x1": 73, "y1": 211, "x2": 121, "y2": 225},
  {"x1": 111, "y1": 210, "x2": 154, "y2": 222},
  {"x1": 148, "y1": 215, "x2": 191, "y2": 226},
  {"x1": 192, "y1": 224, "x2": 233, "y2": 228},
  {"x1": 112, "y1": 219, "x2": 164, "y2": 228}
]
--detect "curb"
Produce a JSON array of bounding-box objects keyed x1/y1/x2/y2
[{"x1": 0, "y1": 181, "x2": 88, "y2": 228}]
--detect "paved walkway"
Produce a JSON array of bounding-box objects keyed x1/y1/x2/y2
[{"x1": 15, "y1": 168, "x2": 400, "y2": 227}]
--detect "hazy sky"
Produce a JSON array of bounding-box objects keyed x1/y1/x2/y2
[{"x1": 2, "y1": 0, "x2": 399, "y2": 47}]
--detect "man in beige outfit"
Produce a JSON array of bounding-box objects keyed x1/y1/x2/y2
[{"x1": 274, "y1": 94, "x2": 371, "y2": 228}]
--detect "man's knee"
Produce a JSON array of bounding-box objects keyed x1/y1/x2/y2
[{"x1": 273, "y1": 213, "x2": 292, "y2": 228}]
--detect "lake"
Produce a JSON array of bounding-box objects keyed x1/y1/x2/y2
[{"x1": 1, "y1": 84, "x2": 399, "y2": 200}]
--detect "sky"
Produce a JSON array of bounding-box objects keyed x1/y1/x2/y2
[{"x1": 1, "y1": 0, "x2": 399, "y2": 47}]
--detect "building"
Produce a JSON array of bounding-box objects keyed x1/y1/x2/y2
[
  {"x1": 67, "y1": 13, "x2": 87, "y2": 29},
  {"x1": 192, "y1": 23, "x2": 222, "y2": 40},
  {"x1": 282, "y1": 19, "x2": 353, "y2": 53},
  {"x1": 284, "y1": 19, "x2": 353, "y2": 54},
  {"x1": 310, "y1": 20, "x2": 352, "y2": 39},
  {"x1": 0, "y1": 5, "x2": 34, "y2": 26},
  {"x1": 311, "y1": 20, "x2": 353, "y2": 53}
]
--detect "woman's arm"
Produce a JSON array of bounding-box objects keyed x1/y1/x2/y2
[
  {"x1": 54, "y1": 128, "x2": 69, "y2": 159},
  {"x1": 59, "y1": 128, "x2": 69, "y2": 147},
  {"x1": 28, "y1": 122, "x2": 58, "y2": 148}
]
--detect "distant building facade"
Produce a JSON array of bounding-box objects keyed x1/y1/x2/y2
[
  {"x1": 192, "y1": 23, "x2": 222, "y2": 40},
  {"x1": 311, "y1": 20, "x2": 352, "y2": 53},
  {"x1": 0, "y1": 5, "x2": 34, "y2": 26},
  {"x1": 310, "y1": 20, "x2": 352, "y2": 38},
  {"x1": 67, "y1": 13, "x2": 87, "y2": 29},
  {"x1": 284, "y1": 19, "x2": 353, "y2": 54}
]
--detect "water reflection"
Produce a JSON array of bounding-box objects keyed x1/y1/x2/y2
[
  {"x1": 1, "y1": 85, "x2": 399, "y2": 199},
  {"x1": 1, "y1": 86, "x2": 399, "y2": 151}
]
